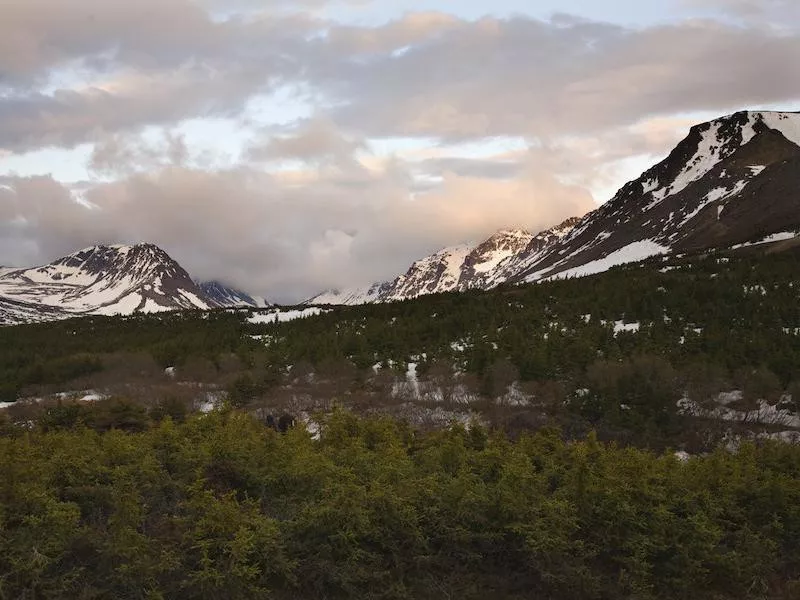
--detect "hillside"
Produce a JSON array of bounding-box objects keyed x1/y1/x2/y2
[{"x1": 3, "y1": 239, "x2": 800, "y2": 449}]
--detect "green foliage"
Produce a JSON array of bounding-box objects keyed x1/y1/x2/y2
[{"x1": 0, "y1": 412, "x2": 799, "y2": 599}]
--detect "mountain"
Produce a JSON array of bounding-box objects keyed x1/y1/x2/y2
[
  {"x1": 307, "y1": 219, "x2": 579, "y2": 305},
  {"x1": 0, "y1": 244, "x2": 214, "y2": 325},
  {"x1": 309, "y1": 281, "x2": 394, "y2": 306},
  {"x1": 196, "y1": 281, "x2": 270, "y2": 309},
  {"x1": 309, "y1": 110, "x2": 800, "y2": 305},
  {"x1": 513, "y1": 110, "x2": 800, "y2": 282}
]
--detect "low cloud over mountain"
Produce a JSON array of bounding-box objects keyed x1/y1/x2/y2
[{"x1": 1, "y1": 0, "x2": 798, "y2": 301}]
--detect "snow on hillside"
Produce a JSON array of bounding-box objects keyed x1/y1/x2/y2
[
  {"x1": 197, "y1": 280, "x2": 270, "y2": 308},
  {"x1": 0, "y1": 244, "x2": 213, "y2": 324},
  {"x1": 541, "y1": 240, "x2": 670, "y2": 281},
  {"x1": 468, "y1": 229, "x2": 535, "y2": 274},
  {"x1": 677, "y1": 178, "x2": 750, "y2": 228},
  {"x1": 731, "y1": 231, "x2": 799, "y2": 249},
  {"x1": 247, "y1": 308, "x2": 327, "y2": 324},
  {"x1": 309, "y1": 281, "x2": 392, "y2": 306},
  {"x1": 761, "y1": 112, "x2": 800, "y2": 146},
  {"x1": 306, "y1": 221, "x2": 580, "y2": 305},
  {"x1": 644, "y1": 111, "x2": 800, "y2": 212},
  {"x1": 385, "y1": 244, "x2": 473, "y2": 301}
]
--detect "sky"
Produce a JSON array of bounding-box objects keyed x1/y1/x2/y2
[{"x1": 0, "y1": 0, "x2": 798, "y2": 302}]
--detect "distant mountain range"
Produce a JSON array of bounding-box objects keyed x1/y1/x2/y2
[
  {"x1": 308, "y1": 110, "x2": 800, "y2": 305},
  {"x1": 196, "y1": 281, "x2": 270, "y2": 309},
  {"x1": 0, "y1": 244, "x2": 267, "y2": 325},
  {"x1": 2, "y1": 109, "x2": 799, "y2": 324}
]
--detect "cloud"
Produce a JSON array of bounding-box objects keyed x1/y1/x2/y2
[
  {"x1": 246, "y1": 117, "x2": 367, "y2": 165},
  {"x1": 681, "y1": 0, "x2": 800, "y2": 22},
  {"x1": 0, "y1": 2, "x2": 317, "y2": 151},
  {"x1": 0, "y1": 68, "x2": 267, "y2": 152},
  {"x1": 2, "y1": 7, "x2": 798, "y2": 152},
  {"x1": 317, "y1": 16, "x2": 800, "y2": 140},
  {"x1": 0, "y1": 0, "x2": 220, "y2": 85},
  {"x1": 0, "y1": 2, "x2": 799, "y2": 301},
  {"x1": 89, "y1": 130, "x2": 190, "y2": 177},
  {"x1": 0, "y1": 139, "x2": 594, "y2": 301}
]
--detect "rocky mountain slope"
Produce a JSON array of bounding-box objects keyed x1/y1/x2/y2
[
  {"x1": 309, "y1": 110, "x2": 800, "y2": 305},
  {"x1": 308, "y1": 219, "x2": 579, "y2": 305},
  {"x1": 514, "y1": 110, "x2": 800, "y2": 283},
  {"x1": 0, "y1": 244, "x2": 215, "y2": 325},
  {"x1": 196, "y1": 281, "x2": 270, "y2": 309}
]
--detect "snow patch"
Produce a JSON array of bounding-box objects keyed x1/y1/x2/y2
[
  {"x1": 247, "y1": 308, "x2": 327, "y2": 324},
  {"x1": 613, "y1": 321, "x2": 640, "y2": 334},
  {"x1": 731, "y1": 231, "x2": 798, "y2": 249},
  {"x1": 546, "y1": 240, "x2": 669, "y2": 280}
]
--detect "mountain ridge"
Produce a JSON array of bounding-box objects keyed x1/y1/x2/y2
[
  {"x1": 196, "y1": 280, "x2": 271, "y2": 309},
  {"x1": 3, "y1": 110, "x2": 799, "y2": 319},
  {"x1": 309, "y1": 110, "x2": 800, "y2": 304},
  {"x1": 307, "y1": 218, "x2": 581, "y2": 305}
]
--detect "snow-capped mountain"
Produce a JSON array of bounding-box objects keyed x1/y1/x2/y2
[
  {"x1": 0, "y1": 244, "x2": 214, "y2": 325},
  {"x1": 511, "y1": 110, "x2": 800, "y2": 282},
  {"x1": 196, "y1": 281, "x2": 270, "y2": 308},
  {"x1": 470, "y1": 218, "x2": 580, "y2": 288},
  {"x1": 307, "y1": 219, "x2": 580, "y2": 305},
  {"x1": 309, "y1": 281, "x2": 394, "y2": 306},
  {"x1": 309, "y1": 110, "x2": 800, "y2": 305}
]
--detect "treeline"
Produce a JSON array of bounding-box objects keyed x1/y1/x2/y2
[
  {"x1": 0, "y1": 312, "x2": 249, "y2": 401},
  {"x1": 1, "y1": 410, "x2": 800, "y2": 599},
  {"x1": 256, "y1": 247, "x2": 800, "y2": 384}
]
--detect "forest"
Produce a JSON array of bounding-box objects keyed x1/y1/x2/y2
[
  {"x1": 2, "y1": 245, "x2": 800, "y2": 598},
  {"x1": 2, "y1": 409, "x2": 800, "y2": 599}
]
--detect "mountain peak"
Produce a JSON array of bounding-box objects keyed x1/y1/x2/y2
[
  {"x1": 491, "y1": 227, "x2": 533, "y2": 239},
  {"x1": 197, "y1": 280, "x2": 270, "y2": 308},
  {"x1": 0, "y1": 242, "x2": 214, "y2": 324},
  {"x1": 510, "y1": 110, "x2": 800, "y2": 282}
]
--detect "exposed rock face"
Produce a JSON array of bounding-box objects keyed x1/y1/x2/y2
[{"x1": 197, "y1": 280, "x2": 270, "y2": 308}]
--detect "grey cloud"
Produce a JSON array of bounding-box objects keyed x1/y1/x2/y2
[
  {"x1": 246, "y1": 118, "x2": 367, "y2": 164},
  {"x1": 89, "y1": 131, "x2": 190, "y2": 177},
  {"x1": 0, "y1": 0, "x2": 324, "y2": 86},
  {"x1": 0, "y1": 1, "x2": 318, "y2": 151},
  {"x1": 3, "y1": 7, "x2": 798, "y2": 152},
  {"x1": 315, "y1": 16, "x2": 799, "y2": 140},
  {"x1": 0, "y1": 62, "x2": 275, "y2": 152},
  {"x1": 682, "y1": 0, "x2": 800, "y2": 20},
  {"x1": 0, "y1": 0, "x2": 219, "y2": 85},
  {"x1": 0, "y1": 148, "x2": 593, "y2": 301},
  {"x1": 414, "y1": 156, "x2": 526, "y2": 180}
]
